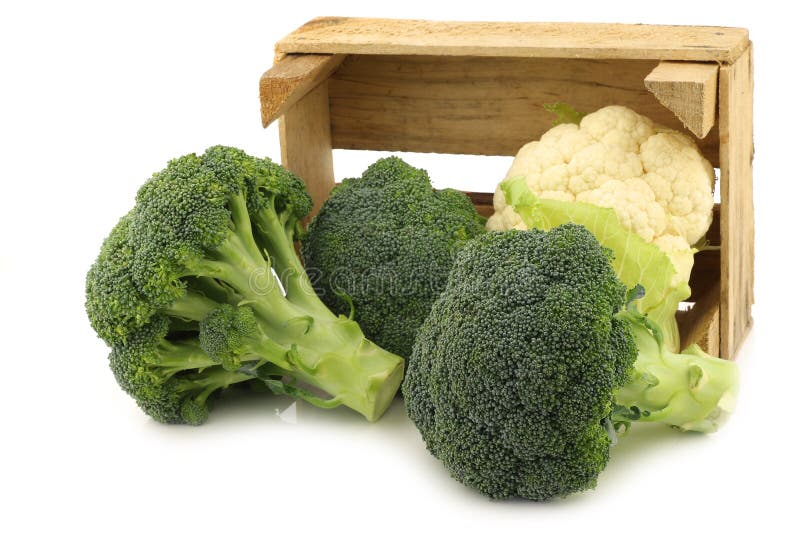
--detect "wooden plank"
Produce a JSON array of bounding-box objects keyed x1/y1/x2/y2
[
  {"x1": 718, "y1": 45, "x2": 754, "y2": 360},
  {"x1": 328, "y1": 55, "x2": 720, "y2": 166},
  {"x1": 279, "y1": 82, "x2": 335, "y2": 219},
  {"x1": 278, "y1": 17, "x2": 749, "y2": 62},
  {"x1": 688, "y1": 249, "x2": 720, "y2": 297},
  {"x1": 260, "y1": 54, "x2": 344, "y2": 127},
  {"x1": 645, "y1": 61, "x2": 719, "y2": 138},
  {"x1": 677, "y1": 281, "x2": 721, "y2": 357},
  {"x1": 465, "y1": 191, "x2": 494, "y2": 219}
]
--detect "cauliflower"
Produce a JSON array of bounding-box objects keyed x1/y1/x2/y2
[{"x1": 487, "y1": 105, "x2": 716, "y2": 280}]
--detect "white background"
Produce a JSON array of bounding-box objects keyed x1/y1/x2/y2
[{"x1": 1, "y1": 1, "x2": 796, "y2": 532}]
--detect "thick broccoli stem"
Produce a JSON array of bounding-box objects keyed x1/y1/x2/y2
[
  {"x1": 181, "y1": 195, "x2": 403, "y2": 421},
  {"x1": 227, "y1": 314, "x2": 404, "y2": 421},
  {"x1": 645, "y1": 289, "x2": 684, "y2": 355},
  {"x1": 234, "y1": 289, "x2": 404, "y2": 421},
  {"x1": 268, "y1": 316, "x2": 405, "y2": 422},
  {"x1": 614, "y1": 311, "x2": 739, "y2": 433}
]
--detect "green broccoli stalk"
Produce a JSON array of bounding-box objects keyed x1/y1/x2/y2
[
  {"x1": 301, "y1": 157, "x2": 486, "y2": 358},
  {"x1": 614, "y1": 300, "x2": 738, "y2": 433},
  {"x1": 86, "y1": 146, "x2": 404, "y2": 424}
]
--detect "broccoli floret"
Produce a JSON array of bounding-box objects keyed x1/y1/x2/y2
[
  {"x1": 403, "y1": 225, "x2": 738, "y2": 500},
  {"x1": 86, "y1": 146, "x2": 404, "y2": 424},
  {"x1": 301, "y1": 157, "x2": 485, "y2": 357},
  {"x1": 109, "y1": 317, "x2": 246, "y2": 425},
  {"x1": 403, "y1": 225, "x2": 635, "y2": 500}
]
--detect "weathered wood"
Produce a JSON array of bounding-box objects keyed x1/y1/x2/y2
[
  {"x1": 465, "y1": 191, "x2": 495, "y2": 219},
  {"x1": 328, "y1": 55, "x2": 720, "y2": 166},
  {"x1": 278, "y1": 17, "x2": 749, "y2": 62},
  {"x1": 677, "y1": 281, "x2": 721, "y2": 357},
  {"x1": 645, "y1": 61, "x2": 719, "y2": 138},
  {"x1": 718, "y1": 45, "x2": 754, "y2": 360},
  {"x1": 279, "y1": 82, "x2": 335, "y2": 219},
  {"x1": 689, "y1": 249, "x2": 720, "y2": 297},
  {"x1": 260, "y1": 54, "x2": 345, "y2": 128}
]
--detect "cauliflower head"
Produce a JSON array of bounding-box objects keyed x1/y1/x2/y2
[{"x1": 487, "y1": 105, "x2": 715, "y2": 279}]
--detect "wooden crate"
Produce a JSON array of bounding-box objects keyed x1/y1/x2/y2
[{"x1": 259, "y1": 17, "x2": 754, "y2": 360}]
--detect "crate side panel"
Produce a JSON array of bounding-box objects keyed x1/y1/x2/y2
[
  {"x1": 279, "y1": 18, "x2": 749, "y2": 62},
  {"x1": 719, "y1": 45, "x2": 754, "y2": 360},
  {"x1": 328, "y1": 55, "x2": 720, "y2": 166},
  {"x1": 279, "y1": 82, "x2": 335, "y2": 218},
  {"x1": 677, "y1": 280, "x2": 720, "y2": 357}
]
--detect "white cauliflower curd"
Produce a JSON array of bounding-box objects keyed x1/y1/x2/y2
[{"x1": 487, "y1": 105, "x2": 716, "y2": 278}]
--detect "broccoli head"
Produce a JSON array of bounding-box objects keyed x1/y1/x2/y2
[
  {"x1": 403, "y1": 225, "x2": 637, "y2": 500},
  {"x1": 301, "y1": 156, "x2": 485, "y2": 357},
  {"x1": 403, "y1": 224, "x2": 738, "y2": 500},
  {"x1": 86, "y1": 146, "x2": 404, "y2": 424}
]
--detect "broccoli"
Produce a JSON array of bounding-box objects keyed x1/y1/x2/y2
[
  {"x1": 402, "y1": 225, "x2": 738, "y2": 500},
  {"x1": 301, "y1": 157, "x2": 485, "y2": 358},
  {"x1": 86, "y1": 146, "x2": 404, "y2": 425}
]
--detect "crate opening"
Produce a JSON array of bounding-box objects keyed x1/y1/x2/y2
[{"x1": 332, "y1": 149, "x2": 513, "y2": 192}]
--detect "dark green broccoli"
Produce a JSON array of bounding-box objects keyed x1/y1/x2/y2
[
  {"x1": 86, "y1": 146, "x2": 404, "y2": 425},
  {"x1": 402, "y1": 225, "x2": 738, "y2": 500},
  {"x1": 301, "y1": 157, "x2": 485, "y2": 358}
]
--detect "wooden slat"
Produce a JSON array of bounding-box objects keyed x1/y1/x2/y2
[
  {"x1": 719, "y1": 45, "x2": 754, "y2": 360},
  {"x1": 260, "y1": 54, "x2": 345, "y2": 127},
  {"x1": 328, "y1": 55, "x2": 720, "y2": 165},
  {"x1": 465, "y1": 191, "x2": 495, "y2": 219},
  {"x1": 688, "y1": 249, "x2": 720, "y2": 297},
  {"x1": 645, "y1": 61, "x2": 719, "y2": 138},
  {"x1": 677, "y1": 281, "x2": 720, "y2": 357},
  {"x1": 279, "y1": 82, "x2": 335, "y2": 219},
  {"x1": 278, "y1": 18, "x2": 749, "y2": 62}
]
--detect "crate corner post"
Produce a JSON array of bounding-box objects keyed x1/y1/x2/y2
[
  {"x1": 260, "y1": 54, "x2": 343, "y2": 219},
  {"x1": 719, "y1": 44, "x2": 755, "y2": 360}
]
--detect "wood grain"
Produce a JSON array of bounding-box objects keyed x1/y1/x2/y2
[
  {"x1": 260, "y1": 54, "x2": 345, "y2": 128},
  {"x1": 645, "y1": 61, "x2": 719, "y2": 138},
  {"x1": 677, "y1": 280, "x2": 721, "y2": 356},
  {"x1": 278, "y1": 17, "x2": 749, "y2": 62},
  {"x1": 719, "y1": 45, "x2": 754, "y2": 360},
  {"x1": 279, "y1": 82, "x2": 335, "y2": 219},
  {"x1": 327, "y1": 55, "x2": 720, "y2": 165}
]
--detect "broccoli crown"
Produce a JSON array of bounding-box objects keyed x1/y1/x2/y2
[
  {"x1": 301, "y1": 156, "x2": 485, "y2": 357},
  {"x1": 86, "y1": 146, "x2": 310, "y2": 346},
  {"x1": 86, "y1": 146, "x2": 405, "y2": 424},
  {"x1": 402, "y1": 225, "x2": 637, "y2": 500}
]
